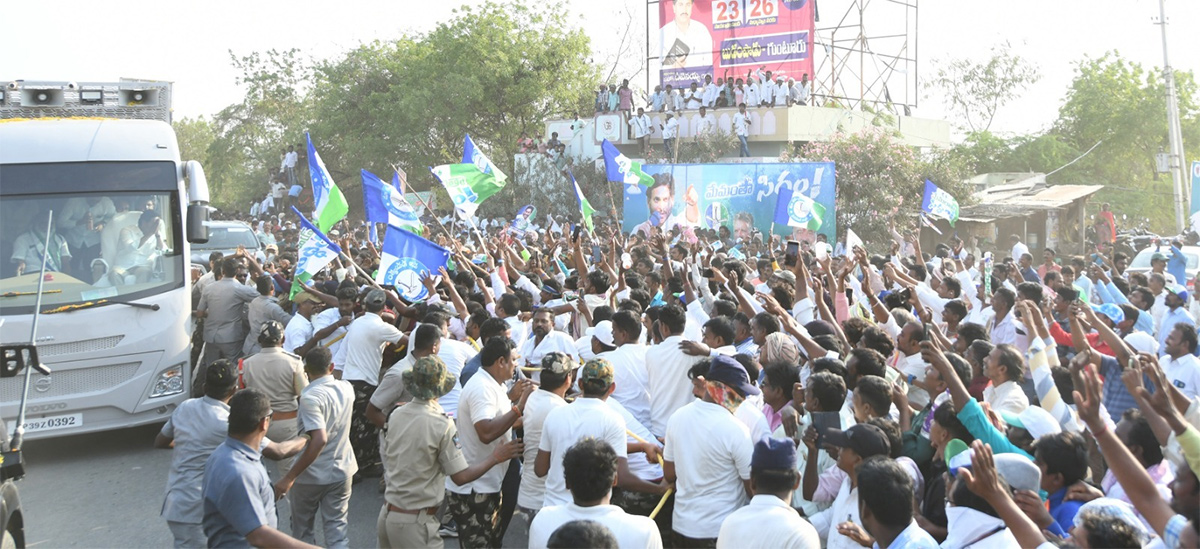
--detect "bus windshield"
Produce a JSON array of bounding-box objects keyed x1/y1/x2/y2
[{"x1": 0, "y1": 162, "x2": 184, "y2": 315}]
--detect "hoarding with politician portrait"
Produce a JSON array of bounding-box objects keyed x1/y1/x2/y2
[
  {"x1": 622, "y1": 162, "x2": 836, "y2": 245},
  {"x1": 658, "y1": 0, "x2": 816, "y2": 90}
]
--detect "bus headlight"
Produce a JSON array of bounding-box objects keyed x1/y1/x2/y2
[{"x1": 150, "y1": 363, "x2": 186, "y2": 398}]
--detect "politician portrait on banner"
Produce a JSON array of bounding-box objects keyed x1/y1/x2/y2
[{"x1": 659, "y1": 0, "x2": 816, "y2": 90}]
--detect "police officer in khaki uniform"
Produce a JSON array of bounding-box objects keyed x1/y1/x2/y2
[
  {"x1": 240, "y1": 320, "x2": 307, "y2": 472},
  {"x1": 378, "y1": 356, "x2": 523, "y2": 549}
]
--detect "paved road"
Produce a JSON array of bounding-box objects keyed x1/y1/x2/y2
[{"x1": 18, "y1": 423, "x2": 531, "y2": 548}]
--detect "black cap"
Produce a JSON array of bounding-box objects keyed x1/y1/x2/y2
[{"x1": 822, "y1": 423, "x2": 890, "y2": 459}]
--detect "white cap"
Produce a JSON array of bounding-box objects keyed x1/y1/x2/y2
[{"x1": 592, "y1": 321, "x2": 615, "y2": 348}]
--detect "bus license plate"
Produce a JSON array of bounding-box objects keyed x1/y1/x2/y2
[{"x1": 22, "y1": 413, "x2": 83, "y2": 433}]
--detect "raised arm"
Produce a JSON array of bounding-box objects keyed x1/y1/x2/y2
[{"x1": 1075, "y1": 364, "x2": 1179, "y2": 537}]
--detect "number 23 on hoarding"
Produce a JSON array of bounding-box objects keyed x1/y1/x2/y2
[{"x1": 714, "y1": 0, "x2": 743, "y2": 25}]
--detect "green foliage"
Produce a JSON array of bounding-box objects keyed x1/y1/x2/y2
[
  {"x1": 640, "y1": 129, "x2": 740, "y2": 165},
  {"x1": 927, "y1": 43, "x2": 1041, "y2": 133},
  {"x1": 792, "y1": 128, "x2": 971, "y2": 249},
  {"x1": 943, "y1": 52, "x2": 1200, "y2": 234},
  {"x1": 175, "y1": 116, "x2": 215, "y2": 167},
  {"x1": 307, "y1": 0, "x2": 598, "y2": 216},
  {"x1": 196, "y1": 0, "x2": 598, "y2": 217},
  {"x1": 205, "y1": 49, "x2": 313, "y2": 210}
]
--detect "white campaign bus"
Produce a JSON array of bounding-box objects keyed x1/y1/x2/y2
[{"x1": 0, "y1": 80, "x2": 211, "y2": 439}]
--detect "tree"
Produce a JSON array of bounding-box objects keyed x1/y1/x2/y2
[
  {"x1": 927, "y1": 43, "x2": 1041, "y2": 133},
  {"x1": 205, "y1": 48, "x2": 314, "y2": 211},
  {"x1": 792, "y1": 127, "x2": 972, "y2": 249},
  {"x1": 175, "y1": 116, "x2": 215, "y2": 167},
  {"x1": 307, "y1": 0, "x2": 599, "y2": 219},
  {"x1": 1051, "y1": 52, "x2": 1200, "y2": 231}
]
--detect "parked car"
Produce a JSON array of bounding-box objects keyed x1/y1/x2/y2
[
  {"x1": 189, "y1": 221, "x2": 262, "y2": 266},
  {"x1": 1125, "y1": 245, "x2": 1200, "y2": 286}
]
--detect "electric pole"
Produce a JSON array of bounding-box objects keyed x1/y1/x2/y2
[{"x1": 1157, "y1": 0, "x2": 1188, "y2": 233}]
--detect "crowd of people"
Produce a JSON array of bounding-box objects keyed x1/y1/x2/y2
[{"x1": 162, "y1": 197, "x2": 1200, "y2": 549}]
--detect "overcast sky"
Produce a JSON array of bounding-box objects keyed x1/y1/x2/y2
[{"x1": 5, "y1": 0, "x2": 1197, "y2": 139}]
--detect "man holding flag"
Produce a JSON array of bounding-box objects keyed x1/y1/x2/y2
[{"x1": 375, "y1": 224, "x2": 451, "y2": 304}]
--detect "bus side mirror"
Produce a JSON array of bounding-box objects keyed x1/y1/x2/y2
[{"x1": 187, "y1": 204, "x2": 209, "y2": 244}]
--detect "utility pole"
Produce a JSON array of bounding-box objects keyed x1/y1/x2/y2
[{"x1": 1157, "y1": 0, "x2": 1188, "y2": 233}]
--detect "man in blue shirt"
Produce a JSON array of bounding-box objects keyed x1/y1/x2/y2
[
  {"x1": 202, "y1": 389, "x2": 315, "y2": 548},
  {"x1": 1157, "y1": 284, "x2": 1195, "y2": 353},
  {"x1": 1158, "y1": 239, "x2": 1189, "y2": 287},
  {"x1": 1026, "y1": 431, "x2": 1088, "y2": 539}
]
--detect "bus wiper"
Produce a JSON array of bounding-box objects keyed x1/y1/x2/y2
[{"x1": 42, "y1": 299, "x2": 160, "y2": 314}]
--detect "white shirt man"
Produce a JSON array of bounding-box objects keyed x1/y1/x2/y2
[
  {"x1": 761, "y1": 79, "x2": 777, "y2": 106},
  {"x1": 335, "y1": 309, "x2": 403, "y2": 386},
  {"x1": 773, "y1": 80, "x2": 789, "y2": 107},
  {"x1": 745, "y1": 81, "x2": 761, "y2": 108},
  {"x1": 271, "y1": 182, "x2": 286, "y2": 200},
  {"x1": 983, "y1": 379, "x2": 1029, "y2": 415},
  {"x1": 662, "y1": 117, "x2": 679, "y2": 140},
  {"x1": 449, "y1": 365, "x2": 512, "y2": 498},
  {"x1": 645, "y1": 332, "x2": 703, "y2": 438},
  {"x1": 659, "y1": 12, "x2": 714, "y2": 69},
  {"x1": 113, "y1": 223, "x2": 165, "y2": 273},
  {"x1": 528, "y1": 437, "x2": 662, "y2": 549},
  {"x1": 517, "y1": 387, "x2": 569, "y2": 512},
  {"x1": 703, "y1": 81, "x2": 720, "y2": 108},
  {"x1": 538, "y1": 395, "x2": 628, "y2": 508},
  {"x1": 1163, "y1": 352, "x2": 1200, "y2": 400},
  {"x1": 733, "y1": 110, "x2": 750, "y2": 137},
  {"x1": 696, "y1": 111, "x2": 717, "y2": 136},
  {"x1": 629, "y1": 112, "x2": 652, "y2": 139},
  {"x1": 718, "y1": 495, "x2": 820, "y2": 549},
  {"x1": 598, "y1": 343, "x2": 653, "y2": 430},
  {"x1": 282, "y1": 150, "x2": 299, "y2": 169},
  {"x1": 1011, "y1": 239, "x2": 1030, "y2": 263},
  {"x1": 311, "y1": 307, "x2": 350, "y2": 366},
  {"x1": 519, "y1": 330, "x2": 579, "y2": 374},
  {"x1": 663, "y1": 399, "x2": 753, "y2": 540}
]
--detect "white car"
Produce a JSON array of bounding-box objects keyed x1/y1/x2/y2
[{"x1": 1125, "y1": 245, "x2": 1200, "y2": 286}]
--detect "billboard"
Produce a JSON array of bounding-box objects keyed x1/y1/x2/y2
[
  {"x1": 622, "y1": 162, "x2": 836, "y2": 243},
  {"x1": 658, "y1": 0, "x2": 815, "y2": 90}
]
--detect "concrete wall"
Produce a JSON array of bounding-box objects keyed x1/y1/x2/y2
[{"x1": 541, "y1": 105, "x2": 951, "y2": 162}]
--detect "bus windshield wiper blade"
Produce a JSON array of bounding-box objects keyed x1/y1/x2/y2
[{"x1": 42, "y1": 299, "x2": 160, "y2": 314}]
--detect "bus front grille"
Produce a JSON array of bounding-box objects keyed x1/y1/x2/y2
[{"x1": 1, "y1": 362, "x2": 141, "y2": 403}]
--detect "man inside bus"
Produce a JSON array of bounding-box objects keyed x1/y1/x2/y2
[
  {"x1": 110, "y1": 210, "x2": 167, "y2": 285},
  {"x1": 12, "y1": 210, "x2": 73, "y2": 278}
]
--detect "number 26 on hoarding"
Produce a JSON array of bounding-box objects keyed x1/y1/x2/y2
[
  {"x1": 714, "y1": 0, "x2": 742, "y2": 25},
  {"x1": 749, "y1": 0, "x2": 777, "y2": 19}
]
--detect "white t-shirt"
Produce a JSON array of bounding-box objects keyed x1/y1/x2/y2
[
  {"x1": 717, "y1": 494, "x2": 820, "y2": 549},
  {"x1": 597, "y1": 344, "x2": 653, "y2": 429},
  {"x1": 1164, "y1": 353, "x2": 1200, "y2": 400},
  {"x1": 436, "y1": 337, "x2": 477, "y2": 417},
  {"x1": 733, "y1": 112, "x2": 750, "y2": 137},
  {"x1": 336, "y1": 312, "x2": 402, "y2": 386},
  {"x1": 311, "y1": 308, "x2": 349, "y2": 365},
  {"x1": 282, "y1": 314, "x2": 313, "y2": 354},
  {"x1": 607, "y1": 398, "x2": 663, "y2": 482},
  {"x1": 663, "y1": 400, "x2": 753, "y2": 538},
  {"x1": 645, "y1": 335, "x2": 703, "y2": 438},
  {"x1": 529, "y1": 503, "x2": 663, "y2": 549},
  {"x1": 629, "y1": 114, "x2": 652, "y2": 139},
  {"x1": 538, "y1": 398, "x2": 628, "y2": 508},
  {"x1": 696, "y1": 114, "x2": 716, "y2": 136},
  {"x1": 517, "y1": 390, "x2": 568, "y2": 510},
  {"x1": 449, "y1": 368, "x2": 511, "y2": 495},
  {"x1": 520, "y1": 331, "x2": 579, "y2": 370}
]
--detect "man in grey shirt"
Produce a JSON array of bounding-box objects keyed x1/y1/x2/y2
[
  {"x1": 242, "y1": 275, "x2": 293, "y2": 356},
  {"x1": 158, "y1": 359, "x2": 304, "y2": 548},
  {"x1": 194, "y1": 257, "x2": 259, "y2": 396},
  {"x1": 200, "y1": 388, "x2": 311, "y2": 548},
  {"x1": 274, "y1": 346, "x2": 358, "y2": 549}
]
